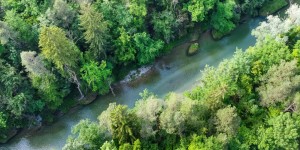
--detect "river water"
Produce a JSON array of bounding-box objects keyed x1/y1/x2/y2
[{"x1": 1, "y1": 18, "x2": 262, "y2": 150}]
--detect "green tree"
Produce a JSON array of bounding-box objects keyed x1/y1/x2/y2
[
  {"x1": 160, "y1": 93, "x2": 207, "y2": 135},
  {"x1": 257, "y1": 60, "x2": 300, "y2": 107},
  {"x1": 0, "y1": 112, "x2": 7, "y2": 129},
  {"x1": 39, "y1": 26, "x2": 80, "y2": 71},
  {"x1": 21, "y1": 51, "x2": 66, "y2": 109},
  {"x1": 134, "y1": 95, "x2": 164, "y2": 138},
  {"x1": 98, "y1": 103, "x2": 140, "y2": 145},
  {"x1": 4, "y1": 10, "x2": 38, "y2": 47},
  {"x1": 151, "y1": 10, "x2": 178, "y2": 43},
  {"x1": 240, "y1": 0, "x2": 267, "y2": 16},
  {"x1": 258, "y1": 113, "x2": 300, "y2": 150},
  {"x1": 0, "y1": 21, "x2": 17, "y2": 46},
  {"x1": 100, "y1": 141, "x2": 117, "y2": 150},
  {"x1": 0, "y1": 0, "x2": 40, "y2": 24},
  {"x1": 187, "y1": 0, "x2": 217, "y2": 22},
  {"x1": 63, "y1": 119, "x2": 104, "y2": 150},
  {"x1": 119, "y1": 143, "x2": 133, "y2": 150},
  {"x1": 215, "y1": 106, "x2": 241, "y2": 137},
  {"x1": 210, "y1": 0, "x2": 236, "y2": 39},
  {"x1": 133, "y1": 139, "x2": 141, "y2": 150},
  {"x1": 292, "y1": 40, "x2": 300, "y2": 63},
  {"x1": 80, "y1": 61, "x2": 112, "y2": 95},
  {"x1": 128, "y1": 0, "x2": 147, "y2": 31},
  {"x1": 0, "y1": 59, "x2": 41, "y2": 117},
  {"x1": 114, "y1": 27, "x2": 136, "y2": 65},
  {"x1": 39, "y1": 26, "x2": 83, "y2": 99},
  {"x1": 39, "y1": 0, "x2": 76, "y2": 29},
  {"x1": 79, "y1": 3, "x2": 108, "y2": 59},
  {"x1": 188, "y1": 135, "x2": 224, "y2": 150},
  {"x1": 110, "y1": 104, "x2": 140, "y2": 145},
  {"x1": 133, "y1": 32, "x2": 164, "y2": 65}
]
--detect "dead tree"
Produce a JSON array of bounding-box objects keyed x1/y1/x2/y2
[{"x1": 65, "y1": 65, "x2": 84, "y2": 100}]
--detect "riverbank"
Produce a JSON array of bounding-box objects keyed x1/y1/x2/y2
[
  {"x1": 0, "y1": 11, "x2": 262, "y2": 144},
  {"x1": 1, "y1": 14, "x2": 264, "y2": 149},
  {"x1": 1, "y1": 0, "x2": 292, "y2": 145}
]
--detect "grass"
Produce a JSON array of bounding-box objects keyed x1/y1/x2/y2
[{"x1": 259, "y1": 0, "x2": 288, "y2": 16}]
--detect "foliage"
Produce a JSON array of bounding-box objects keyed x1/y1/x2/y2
[
  {"x1": 79, "y1": 3, "x2": 108, "y2": 59},
  {"x1": 257, "y1": 60, "x2": 300, "y2": 107},
  {"x1": 4, "y1": 10, "x2": 38, "y2": 48},
  {"x1": 259, "y1": 0, "x2": 288, "y2": 16},
  {"x1": 188, "y1": 135, "x2": 224, "y2": 150},
  {"x1": 151, "y1": 10, "x2": 178, "y2": 43},
  {"x1": 187, "y1": 0, "x2": 217, "y2": 22},
  {"x1": 240, "y1": 0, "x2": 267, "y2": 16},
  {"x1": 100, "y1": 141, "x2": 117, "y2": 150},
  {"x1": 63, "y1": 4, "x2": 300, "y2": 150},
  {"x1": 134, "y1": 95, "x2": 164, "y2": 138},
  {"x1": 39, "y1": 26, "x2": 80, "y2": 71},
  {"x1": 63, "y1": 119, "x2": 104, "y2": 150},
  {"x1": 253, "y1": 4, "x2": 300, "y2": 43},
  {"x1": 257, "y1": 113, "x2": 300, "y2": 149},
  {"x1": 110, "y1": 105, "x2": 140, "y2": 145},
  {"x1": 133, "y1": 32, "x2": 164, "y2": 65},
  {"x1": 1, "y1": 0, "x2": 300, "y2": 146},
  {"x1": 211, "y1": 0, "x2": 236, "y2": 39},
  {"x1": 0, "y1": 112, "x2": 7, "y2": 129},
  {"x1": 114, "y1": 27, "x2": 136, "y2": 64},
  {"x1": 39, "y1": 0, "x2": 76, "y2": 29},
  {"x1": 159, "y1": 93, "x2": 207, "y2": 135},
  {"x1": 215, "y1": 106, "x2": 241, "y2": 137},
  {"x1": 80, "y1": 60, "x2": 112, "y2": 95}
]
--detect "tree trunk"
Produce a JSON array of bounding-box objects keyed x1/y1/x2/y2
[{"x1": 65, "y1": 66, "x2": 84, "y2": 100}]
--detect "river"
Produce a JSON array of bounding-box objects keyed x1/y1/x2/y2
[{"x1": 1, "y1": 18, "x2": 262, "y2": 150}]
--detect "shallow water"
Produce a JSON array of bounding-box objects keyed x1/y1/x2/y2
[{"x1": 1, "y1": 18, "x2": 262, "y2": 150}]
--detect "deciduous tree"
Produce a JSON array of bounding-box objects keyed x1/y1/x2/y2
[
  {"x1": 80, "y1": 61, "x2": 112, "y2": 95},
  {"x1": 133, "y1": 32, "x2": 164, "y2": 65},
  {"x1": 257, "y1": 60, "x2": 300, "y2": 107}
]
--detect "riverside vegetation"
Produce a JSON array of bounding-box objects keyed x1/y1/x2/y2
[
  {"x1": 63, "y1": 4, "x2": 300, "y2": 150},
  {"x1": 0, "y1": 0, "x2": 293, "y2": 147}
]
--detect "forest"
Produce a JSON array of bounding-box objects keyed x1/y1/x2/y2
[
  {"x1": 0, "y1": 0, "x2": 298, "y2": 149},
  {"x1": 61, "y1": 4, "x2": 300, "y2": 150}
]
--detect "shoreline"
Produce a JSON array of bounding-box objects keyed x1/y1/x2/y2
[{"x1": 1, "y1": 2, "x2": 290, "y2": 143}]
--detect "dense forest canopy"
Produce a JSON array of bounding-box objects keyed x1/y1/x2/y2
[
  {"x1": 62, "y1": 3, "x2": 300, "y2": 150},
  {"x1": 0, "y1": 0, "x2": 297, "y2": 148}
]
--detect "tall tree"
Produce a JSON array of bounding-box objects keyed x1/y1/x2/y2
[
  {"x1": 63, "y1": 119, "x2": 104, "y2": 150},
  {"x1": 110, "y1": 105, "x2": 140, "y2": 145},
  {"x1": 39, "y1": 0, "x2": 76, "y2": 29},
  {"x1": 215, "y1": 106, "x2": 241, "y2": 137},
  {"x1": 20, "y1": 51, "x2": 67, "y2": 109},
  {"x1": 39, "y1": 26, "x2": 84, "y2": 99},
  {"x1": 134, "y1": 95, "x2": 165, "y2": 138},
  {"x1": 159, "y1": 93, "x2": 207, "y2": 135},
  {"x1": 151, "y1": 10, "x2": 178, "y2": 43},
  {"x1": 133, "y1": 32, "x2": 164, "y2": 65},
  {"x1": 114, "y1": 27, "x2": 136, "y2": 65},
  {"x1": 257, "y1": 60, "x2": 300, "y2": 107},
  {"x1": 187, "y1": 0, "x2": 217, "y2": 22},
  {"x1": 128, "y1": 0, "x2": 147, "y2": 31},
  {"x1": 79, "y1": 3, "x2": 108, "y2": 60},
  {"x1": 80, "y1": 60, "x2": 113, "y2": 95},
  {"x1": 258, "y1": 113, "x2": 300, "y2": 149},
  {"x1": 210, "y1": 0, "x2": 236, "y2": 39},
  {"x1": 39, "y1": 26, "x2": 80, "y2": 70},
  {"x1": 98, "y1": 103, "x2": 140, "y2": 145}
]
